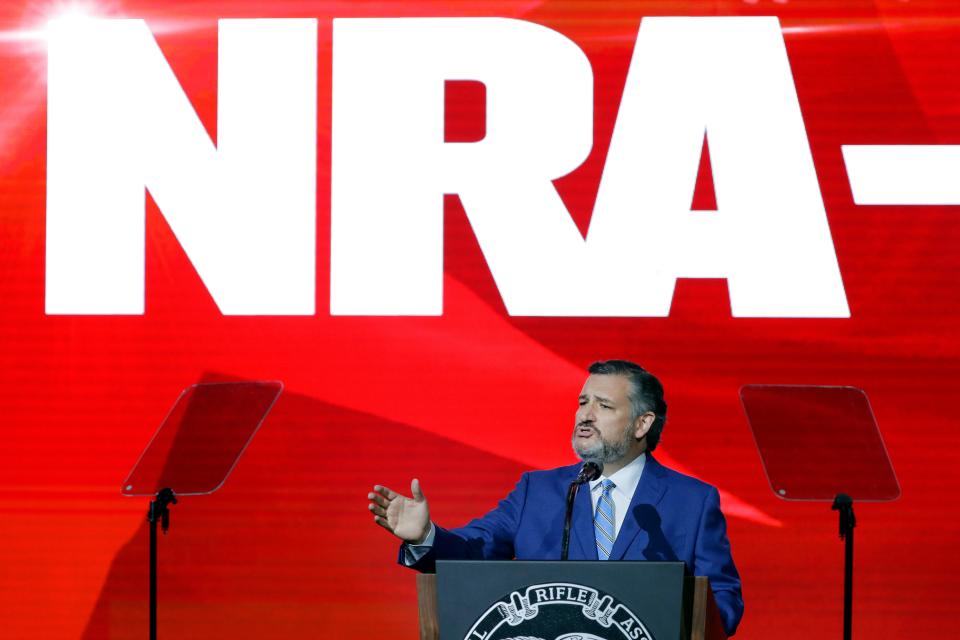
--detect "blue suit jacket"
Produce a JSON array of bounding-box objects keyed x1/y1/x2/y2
[{"x1": 403, "y1": 455, "x2": 744, "y2": 636}]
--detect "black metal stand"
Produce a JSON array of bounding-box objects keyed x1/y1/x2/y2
[
  {"x1": 832, "y1": 493, "x2": 856, "y2": 640},
  {"x1": 148, "y1": 488, "x2": 177, "y2": 640}
]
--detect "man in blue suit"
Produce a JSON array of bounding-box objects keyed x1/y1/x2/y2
[{"x1": 368, "y1": 360, "x2": 744, "y2": 636}]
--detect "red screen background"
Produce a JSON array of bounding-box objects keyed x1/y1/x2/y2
[{"x1": 1, "y1": 1, "x2": 957, "y2": 638}]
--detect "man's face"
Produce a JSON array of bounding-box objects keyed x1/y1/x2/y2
[{"x1": 572, "y1": 374, "x2": 644, "y2": 464}]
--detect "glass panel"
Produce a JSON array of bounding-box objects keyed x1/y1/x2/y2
[
  {"x1": 740, "y1": 385, "x2": 899, "y2": 502},
  {"x1": 122, "y1": 381, "x2": 283, "y2": 496}
]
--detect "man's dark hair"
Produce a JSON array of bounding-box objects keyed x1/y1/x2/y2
[{"x1": 587, "y1": 359, "x2": 668, "y2": 452}]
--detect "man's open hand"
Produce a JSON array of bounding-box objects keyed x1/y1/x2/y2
[{"x1": 368, "y1": 479, "x2": 431, "y2": 543}]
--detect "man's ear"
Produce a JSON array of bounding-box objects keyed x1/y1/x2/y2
[{"x1": 634, "y1": 412, "x2": 656, "y2": 440}]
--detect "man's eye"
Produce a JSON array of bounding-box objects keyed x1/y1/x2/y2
[{"x1": 600, "y1": 404, "x2": 612, "y2": 409}]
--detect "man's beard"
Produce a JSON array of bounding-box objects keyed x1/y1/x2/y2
[{"x1": 572, "y1": 423, "x2": 634, "y2": 464}]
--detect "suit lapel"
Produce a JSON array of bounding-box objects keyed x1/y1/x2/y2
[
  {"x1": 609, "y1": 454, "x2": 667, "y2": 561},
  {"x1": 570, "y1": 476, "x2": 598, "y2": 560}
]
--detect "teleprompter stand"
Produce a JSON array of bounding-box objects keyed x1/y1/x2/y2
[
  {"x1": 740, "y1": 385, "x2": 899, "y2": 640},
  {"x1": 148, "y1": 488, "x2": 177, "y2": 640},
  {"x1": 122, "y1": 381, "x2": 283, "y2": 640},
  {"x1": 831, "y1": 493, "x2": 856, "y2": 640}
]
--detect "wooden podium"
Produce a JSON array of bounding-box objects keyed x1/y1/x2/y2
[{"x1": 416, "y1": 571, "x2": 728, "y2": 640}]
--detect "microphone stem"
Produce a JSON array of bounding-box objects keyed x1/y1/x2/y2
[
  {"x1": 560, "y1": 462, "x2": 601, "y2": 560},
  {"x1": 561, "y1": 481, "x2": 580, "y2": 561}
]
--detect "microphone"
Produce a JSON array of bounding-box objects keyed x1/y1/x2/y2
[
  {"x1": 574, "y1": 461, "x2": 602, "y2": 485},
  {"x1": 561, "y1": 461, "x2": 602, "y2": 560}
]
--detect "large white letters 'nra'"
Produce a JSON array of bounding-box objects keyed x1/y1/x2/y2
[
  {"x1": 46, "y1": 18, "x2": 317, "y2": 315},
  {"x1": 47, "y1": 16, "x2": 850, "y2": 318},
  {"x1": 332, "y1": 16, "x2": 848, "y2": 317}
]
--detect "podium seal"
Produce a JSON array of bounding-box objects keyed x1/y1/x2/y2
[{"x1": 463, "y1": 582, "x2": 654, "y2": 640}]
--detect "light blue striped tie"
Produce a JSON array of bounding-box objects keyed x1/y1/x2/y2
[{"x1": 594, "y1": 479, "x2": 616, "y2": 560}]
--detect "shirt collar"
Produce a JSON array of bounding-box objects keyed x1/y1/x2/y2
[{"x1": 589, "y1": 452, "x2": 646, "y2": 496}]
